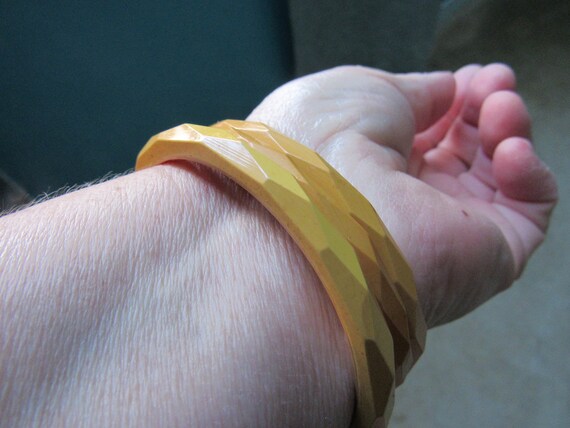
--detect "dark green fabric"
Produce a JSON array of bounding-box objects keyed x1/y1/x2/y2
[
  {"x1": 288, "y1": 0, "x2": 441, "y2": 75},
  {"x1": 0, "y1": 0, "x2": 293, "y2": 195}
]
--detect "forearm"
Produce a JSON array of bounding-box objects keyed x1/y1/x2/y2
[{"x1": 0, "y1": 163, "x2": 354, "y2": 427}]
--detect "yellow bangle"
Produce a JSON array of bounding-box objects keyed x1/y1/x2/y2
[{"x1": 135, "y1": 120, "x2": 426, "y2": 427}]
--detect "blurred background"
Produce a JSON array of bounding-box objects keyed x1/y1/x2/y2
[{"x1": 1, "y1": 0, "x2": 568, "y2": 426}]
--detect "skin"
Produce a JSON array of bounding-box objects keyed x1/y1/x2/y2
[
  {"x1": 249, "y1": 63, "x2": 558, "y2": 326},
  {"x1": 0, "y1": 64, "x2": 558, "y2": 427}
]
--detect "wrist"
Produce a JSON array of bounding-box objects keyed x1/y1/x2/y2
[
  {"x1": 161, "y1": 161, "x2": 356, "y2": 426},
  {"x1": 0, "y1": 162, "x2": 355, "y2": 426}
]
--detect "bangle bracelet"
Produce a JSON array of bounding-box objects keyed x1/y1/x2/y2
[{"x1": 135, "y1": 120, "x2": 426, "y2": 427}]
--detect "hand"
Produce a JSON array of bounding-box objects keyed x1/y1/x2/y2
[{"x1": 248, "y1": 64, "x2": 558, "y2": 327}]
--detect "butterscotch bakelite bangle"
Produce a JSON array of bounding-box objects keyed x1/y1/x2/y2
[{"x1": 135, "y1": 120, "x2": 426, "y2": 428}]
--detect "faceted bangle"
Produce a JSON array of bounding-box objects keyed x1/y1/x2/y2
[{"x1": 135, "y1": 120, "x2": 426, "y2": 427}]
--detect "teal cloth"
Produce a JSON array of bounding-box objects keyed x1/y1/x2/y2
[{"x1": 0, "y1": 0, "x2": 293, "y2": 195}]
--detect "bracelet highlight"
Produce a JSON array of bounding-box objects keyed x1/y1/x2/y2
[{"x1": 135, "y1": 120, "x2": 426, "y2": 427}]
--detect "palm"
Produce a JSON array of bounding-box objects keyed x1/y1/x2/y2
[{"x1": 249, "y1": 64, "x2": 557, "y2": 327}]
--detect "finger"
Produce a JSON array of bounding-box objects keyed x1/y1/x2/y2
[
  {"x1": 364, "y1": 69, "x2": 455, "y2": 163},
  {"x1": 479, "y1": 91, "x2": 531, "y2": 158},
  {"x1": 383, "y1": 70, "x2": 456, "y2": 134},
  {"x1": 493, "y1": 137, "x2": 558, "y2": 204},
  {"x1": 461, "y1": 63, "x2": 517, "y2": 126},
  {"x1": 413, "y1": 64, "x2": 481, "y2": 153}
]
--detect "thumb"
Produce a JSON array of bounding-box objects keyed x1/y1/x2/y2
[
  {"x1": 248, "y1": 66, "x2": 455, "y2": 160},
  {"x1": 382, "y1": 71, "x2": 456, "y2": 133},
  {"x1": 348, "y1": 68, "x2": 456, "y2": 159}
]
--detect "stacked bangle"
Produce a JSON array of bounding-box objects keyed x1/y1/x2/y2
[{"x1": 135, "y1": 120, "x2": 426, "y2": 427}]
